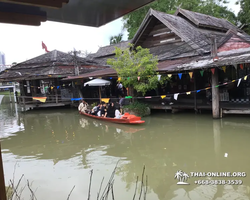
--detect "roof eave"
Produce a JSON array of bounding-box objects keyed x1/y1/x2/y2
[{"x1": 176, "y1": 8, "x2": 200, "y2": 26}]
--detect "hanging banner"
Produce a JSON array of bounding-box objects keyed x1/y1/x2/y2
[
  {"x1": 178, "y1": 73, "x2": 182, "y2": 79},
  {"x1": 200, "y1": 70, "x2": 204, "y2": 77},
  {"x1": 157, "y1": 75, "x2": 161, "y2": 81},
  {"x1": 222, "y1": 66, "x2": 226, "y2": 73},
  {"x1": 71, "y1": 98, "x2": 82, "y2": 101},
  {"x1": 237, "y1": 78, "x2": 242, "y2": 87},
  {"x1": 174, "y1": 93, "x2": 179, "y2": 100},
  {"x1": 211, "y1": 68, "x2": 215, "y2": 74},
  {"x1": 32, "y1": 97, "x2": 47, "y2": 103},
  {"x1": 168, "y1": 74, "x2": 172, "y2": 78},
  {"x1": 101, "y1": 98, "x2": 110, "y2": 103},
  {"x1": 244, "y1": 75, "x2": 248, "y2": 80},
  {"x1": 137, "y1": 77, "x2": 140, "y2": 81},
  {"x1": 240, "y1": 64, "x2": 244, "y2": 70},
  {"x1": 161, "y1": 95, "x2": 166, "y2": 99},
  {"x1": 189, "y1": 72, "x2": 193, "y2": 79},
  {"x1": 186, "y1": 91, "x2": 191, "y2": 95}
]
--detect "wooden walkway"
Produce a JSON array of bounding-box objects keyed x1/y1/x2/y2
[{"x1": 148, "y1": 102, "x2": 250, "y2": 115}]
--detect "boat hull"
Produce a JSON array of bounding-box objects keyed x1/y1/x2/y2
[{"x1": 79, "y1": 112, "x2": 145, "y2": 124}]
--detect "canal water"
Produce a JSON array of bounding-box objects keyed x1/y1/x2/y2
[{"x1": 0, "y1": 98, "x2": 250, "y2": 200}]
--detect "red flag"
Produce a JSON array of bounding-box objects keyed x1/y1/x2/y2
[
  {"x1": 42, "y1": 41, "x2": 49, "y2": 53},
  {"x1": 211, "y1": 68, "x2": 215, "y2": 74}
]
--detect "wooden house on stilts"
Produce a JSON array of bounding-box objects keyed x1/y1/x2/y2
[
  {"x1": 64, "y1": 8, "x2": 250, "y2": 118},
  {"x1": 0, "y1": 50, "x2": 107, "y2": 110}
]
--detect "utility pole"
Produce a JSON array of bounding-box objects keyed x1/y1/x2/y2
[
  {"x1": 69, "y1": 49, "x2": 83, "y2": 99},
  {"x1": 73, "y1": 50, "x2": 79, "y2": 76},
  {"x1": 0, "y1": 142, "x2": 7, "y2": 200}
]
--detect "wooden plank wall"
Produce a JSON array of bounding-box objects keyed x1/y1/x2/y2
[{"x1": 142, "y1": 23, "x2": 181, "y2": 48}]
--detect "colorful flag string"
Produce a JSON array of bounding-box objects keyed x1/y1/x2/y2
[{"x1": 69, "y1": 74, "x2": 249, "y2": 101}]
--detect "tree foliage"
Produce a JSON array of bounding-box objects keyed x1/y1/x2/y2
[
  {"x1": 237, "y1": 0, "x2": 250, "y2": 34},
  {"x1": 107, "y1": 44, "x2": 167, "y2": 95},
  {"x1": 123, "y1": 0, "x2": 237, "y2": 39},
  {"x1": 110, "y1": 33, "x2": 123, "y2": 45}
]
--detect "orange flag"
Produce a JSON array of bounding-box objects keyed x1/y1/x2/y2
[{"x1": 33, "y1": 97, "x2": 47, "y2": 103}]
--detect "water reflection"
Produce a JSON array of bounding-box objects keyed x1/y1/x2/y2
[
  {"x1": 0, "y1": 104, "x2": 250, "y2": 200},
  {"x1": 0, "y1": 100, "x2": 23, "y2": 138}
]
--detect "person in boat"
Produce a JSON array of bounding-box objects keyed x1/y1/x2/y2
[
  {"x1": 78, "y1": 100, "x2": 88, "y2": 113},
  {"x1": 101, "y1": 103, "x2": 108, "y2": 117},
  {"x1": 115, "y1": 108, "x2": 123, "y2": 119},
  {"x1": 96, "y1": 104, "x2": 102, "y2": 116},
  {"x1": 106, "y1": 102, "x2": 116, "y2": 118},
  {"x1": 90, "y1": 104, "x2": 99, "y2": 115}
]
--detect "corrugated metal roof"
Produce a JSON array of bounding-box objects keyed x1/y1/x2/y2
[{"x1": 62, "y1": 68, "x2": 117, "y2": 80}]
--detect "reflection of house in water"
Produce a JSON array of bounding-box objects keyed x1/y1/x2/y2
[{"x1": 0, "y1": 103, "x2": 24, "y2": 138}]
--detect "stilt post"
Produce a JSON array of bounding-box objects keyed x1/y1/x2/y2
[
  {"x1": 13, "y1": 85, "x2": 16, "y2": 103},
  {"x1": 8, "y1": 90, "x2": 11, "y2": 103},
  {"x1": 193, "y1": 70, "x2": 197, "y2": 112},
  {"x1": 99, "y1": 87, "x2": 101, "y2": 103},
  {"x1": 210, "y1": 35, "x2": 220, "y2": 119},
  {"x1": 211, "y1": 68, "x2": 220, "y2": 118}
]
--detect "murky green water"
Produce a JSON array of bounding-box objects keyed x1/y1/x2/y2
[{"x1": 1, "y1": 97, "x2": 250, "y2": 200}]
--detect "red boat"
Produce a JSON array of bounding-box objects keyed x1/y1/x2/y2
[{"x1": 79, "y1": 112, "x2": 145, "y2": 125}]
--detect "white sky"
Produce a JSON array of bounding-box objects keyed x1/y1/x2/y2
[{"x1": 0, "y1": 0, "x2": 240, "y2": 64}]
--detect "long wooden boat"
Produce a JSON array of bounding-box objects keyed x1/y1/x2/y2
[{"x1": 80, "y1": 111, "x2": 145, "y2": 125}]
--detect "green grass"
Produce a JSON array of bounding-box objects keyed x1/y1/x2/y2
[
  {"x1": 0, "y1": 91, "x2": 13, "y2": 95},
  {"x1": 0, "y1": 91, "x2": 20, "y2": 95}
]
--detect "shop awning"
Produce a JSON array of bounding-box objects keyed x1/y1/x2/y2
[
  {"x1": 84, "y1": 78, "x2": 111, "y2": 87},
  {"x1": 0, "y1": 0, "x2": 156, "y2": 27}
]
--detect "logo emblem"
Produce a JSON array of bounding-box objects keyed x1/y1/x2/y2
[{"x1": 174, "y1": 170, "x2": 190, "y2": 185}]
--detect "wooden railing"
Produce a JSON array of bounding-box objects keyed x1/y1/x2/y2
[{"x1": 17, "y1": 95, "x2": 73, "y2": 105}]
